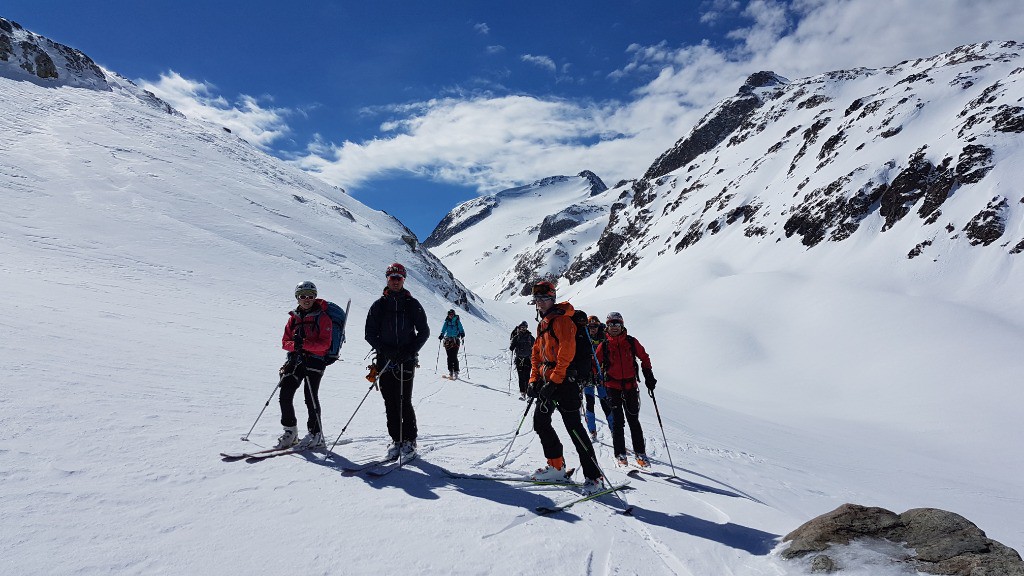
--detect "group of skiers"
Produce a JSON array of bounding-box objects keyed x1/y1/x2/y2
[
  {"x1": 269, "y1": 265, "x2": 657, "y2": 494},
  {"x1": 512, "y1": 279, "x2": 657, "y2": 492}
]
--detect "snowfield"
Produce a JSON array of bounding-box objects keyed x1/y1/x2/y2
[{"x1": 2, "y1": 48, "x2": 1022, "y2": 576}]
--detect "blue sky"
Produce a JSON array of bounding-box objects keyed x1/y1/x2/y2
[{"x1": 6, "y1": 1, "x2": 1023, "y2": 238}]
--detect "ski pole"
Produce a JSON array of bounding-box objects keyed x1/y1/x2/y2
[
  {"x1": 499, "y1": 397, "x2": 534, "y2": 468},
  {"x1": 648, "y1": 388, "x2": 677, "y2": 478},
  {"x1": 241, "y1": 379, "x2": 283, "y2": 441},
  {"x1": 462, "y1": 339, "x2": 470, "y2": 378},
  {"x1": 397, "y1": 359, "x2": 409, "y2": 466},
  {"x1": 326, "y1": 359, "x2": 390, "y2": 457},
  {"x1": 507, "y1": 353, "x2": 513, "y2": 396},
  {"x1": 566, "y1": 422, "x2": 631, "y2": 512},
  {"x1": 434, "y1": 340, "x2": 441, "y2": 372}
]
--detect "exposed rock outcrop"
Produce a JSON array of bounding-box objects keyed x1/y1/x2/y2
[{"x1": 782, "y1": 503, "x2": 1024, "y2": 576}]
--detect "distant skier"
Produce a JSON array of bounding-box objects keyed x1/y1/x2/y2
[
  {"x1": 595, "y1": 312, "x2": 657, "y2": 468},
  {"x1": 275, "y1": 281, "x2": 333, "y2": 449},
  {"x1": 438, "y1": 308, "x2": 465, "y2": 379},
  {"x1": 527, "y1": 279, "x2": 603, "y2": 493},
  {"x1": 583, "y1": 315, "x2": 613, "y2": 441},
  {"x1": 509, "y1": 321, "x2": 534, "y2": 400},
  {"x1": 365, "y1": 263, "x2": 430, "y2": 461}
]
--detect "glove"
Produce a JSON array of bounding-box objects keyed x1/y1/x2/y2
[
  {"x1": 539, "y1": 381, "x2": 557, "y2": 401},
  {"x1": 526, "y1": 382, "x2": 539, "y2": 399},
  {"x1": 642, "y1": 367, "x2": 657, "y2": 390},
  {"x1": 292, "y1": 333, "x2": 304, "y2": 349},
  {"x1": 279, "y1": 354, "x2": 296, "y2": 376}
]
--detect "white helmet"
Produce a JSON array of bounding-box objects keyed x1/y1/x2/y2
[{"x1": 294, "y1": 280, "x2": 317, "y2": 298}]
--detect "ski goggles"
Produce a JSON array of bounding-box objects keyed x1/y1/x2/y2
[{"x1": 296, "y1": 292, "x2": 317, "y2": 300}]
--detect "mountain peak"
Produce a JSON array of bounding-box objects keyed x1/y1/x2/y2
[{"x1": 0, "y1": 17, "x2": 107, "y2": 88}]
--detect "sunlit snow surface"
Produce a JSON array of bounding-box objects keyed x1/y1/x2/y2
[{"x1": 1, "y1": 66, "x2": 1022, "y2": 574}]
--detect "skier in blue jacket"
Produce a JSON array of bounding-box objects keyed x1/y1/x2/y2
[{"x1": 438, "y1": 309, "x2": 465, "y2": 379}]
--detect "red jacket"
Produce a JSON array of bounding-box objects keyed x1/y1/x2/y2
[
  {"x1": 530, "y1": 302, "x2": 576, "y2": 386},
  {"x1": 282, "y1": 299, "x2": 333, "y2": 357},
  {"x1": 595, "y1": 329, "x2": 651, "y2": 390}
]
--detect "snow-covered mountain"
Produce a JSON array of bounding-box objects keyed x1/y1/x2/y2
[
  {"x1": 432, "y1": 42, "x2": 1024, "y2": 304},
  {"x1": 423, "y1": 170, "x2": 616, "y2": 300},
  {"x1": 0, "y1": 16, "x2": 481, "y2": 316},
  {"x1": 3, "y1": 19, "x2": 1022, "y2": 576}
]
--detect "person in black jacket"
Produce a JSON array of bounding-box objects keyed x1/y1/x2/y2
[
  {"x1": 509, "y1": 321, "x2": 535, "y2": 400},
  {"x1": 364, "y1": 262, "x2": 430, "y2": 461}
]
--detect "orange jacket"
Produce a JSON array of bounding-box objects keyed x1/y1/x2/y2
[{"x1": 530, "y1": 301, "x2": 577, "y2": 386}]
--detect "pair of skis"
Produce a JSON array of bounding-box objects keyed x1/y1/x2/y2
[
  {"x1": 341, "y1": 443, "x2": 439, "y2": 476},
  {"x1": 443, "y1": 468, "x2": 632, "y2": 514},
  {"x1": 221, "y1": 438, "x2": 352, "y2": 461},
  {"x1": 341, "y1": 452, "x2": 418, "y2": 477}
]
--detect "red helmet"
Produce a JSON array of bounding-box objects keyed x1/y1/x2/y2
[
  {"x1": 386, "y1": 262, "x2": 407, "y2": 278},
  {"x1": 531, "y1": 279, "x2": 556, "y2": 298}
]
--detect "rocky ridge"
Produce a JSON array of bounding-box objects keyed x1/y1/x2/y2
[{"x1": 564, "y1": 41, "x2": 1024, "y2": 287}]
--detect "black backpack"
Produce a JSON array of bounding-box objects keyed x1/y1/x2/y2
[{"x1": 567, "y1": 310, "x2": 597, "y2": 382}]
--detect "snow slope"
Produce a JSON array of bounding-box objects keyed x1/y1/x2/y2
[
  {"x1": 424, "y1": 172, "x2": 619, "y2": 300},
  {"x1": 1, "y1": 23, "x2": 1021, "y2": 576}
]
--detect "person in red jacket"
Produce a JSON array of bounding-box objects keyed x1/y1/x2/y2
[
  {"x1": 527, "y1": 280, "x2": 603, "y2": 493},
  {"x1": 595, "y1": 311, "x2": 658, "y2": 468},
  {"x1": 276, "y1": 281, "x2": 333, "y2": 449}
]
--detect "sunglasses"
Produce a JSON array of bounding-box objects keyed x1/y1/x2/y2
[
  {"x1": 388, "y1": 274, "x2": 405, "y2": 280},
  {"x1": 606, "y1": 321, "x2": 623, "y2": 326},
  {"x1": 297, "y1": 293, "x2": 316, "y2": 300}
]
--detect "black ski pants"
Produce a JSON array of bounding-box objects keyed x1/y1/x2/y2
[
  {"x1": 279, "y1": 356, "x2": 326, "y2": 434},
  {"x1": 514, "y1": 356, "x2": 531, "y2": 395},
  {"x1": 378, "y1": 359, "x2": 417, "y2": 444},
  {"x1": 533, "y1": 380, "x2": 601, "y2": 481},
  {"x1": 606, "y1": 387, "x2": 646, "y2": 456},
  {"x1": 444, "y1": 339, "x2": 461, "y2": 373}
]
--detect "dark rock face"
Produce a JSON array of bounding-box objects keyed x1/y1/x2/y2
[
  {"x1": 642, "y1": 71, "x2": 785, "y2": 182},
  {"x1": 963, "y1": 196, "x2": 1009, "y2": 246},
  {"x1": 785, "y1": 172, "x2": 886, "y2": 247},
  {"x1": 422, "y1": 196, "x2": 498, "y2": 247},
  {"x1": 537, "y1": 204, "x2": 602, "y2": 242},
  {"x1": 578, "y1": 170, "x2": 608, "y2": 196},
  {"x1": 782, "y1": 504, "x2": 1024, "y2": 576},
  {"x1": 18, "y1": 40, "x2": 57, "y2": 79},
  {"x1": 0, "y1": 32, "x2": 12, "y2": 61}
]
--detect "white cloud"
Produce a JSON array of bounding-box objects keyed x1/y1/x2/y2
[
  {"x1": 520, "y1": 54, "x2": 557, "y2": 73},
  {"x1": 474, "y1": 22, "x2": 490, "y2": 35},
  {"x1": 294, "y1": 0, "x2": 1024, "y2": 195},
  {"x1": 138, "y1": 71, "x2": 292, "y2": 149},
  {"x1": 486, "y1": 45, "x2": 506, "y2": 54}
]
